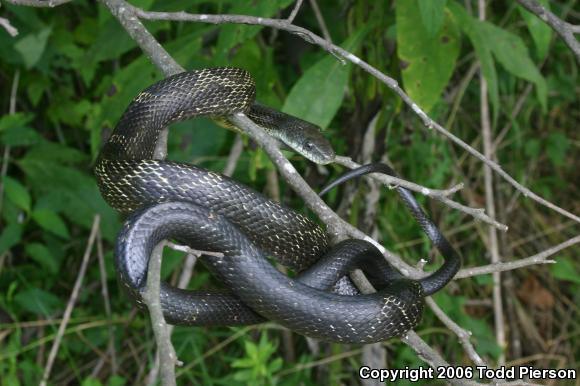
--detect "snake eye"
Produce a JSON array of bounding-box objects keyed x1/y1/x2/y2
[{"x1": 304, "y1": 141, "x2": 314, "y2": 150}]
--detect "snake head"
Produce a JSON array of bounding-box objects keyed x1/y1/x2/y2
[{"x1": 297, "y1": 129, "x2": 336, "y2": 165}]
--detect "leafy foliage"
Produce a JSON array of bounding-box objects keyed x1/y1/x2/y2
[{"x1": 0, "y1": 0, "x2": 578, "y2": 384}]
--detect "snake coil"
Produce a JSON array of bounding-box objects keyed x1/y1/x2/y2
[{"x1": 95, "y1": 67, "x2": 461, "y2": 343}]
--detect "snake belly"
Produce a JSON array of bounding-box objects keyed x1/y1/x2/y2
[{"x1": 96, "y1": 67, "x2": 457, "y2": 343}]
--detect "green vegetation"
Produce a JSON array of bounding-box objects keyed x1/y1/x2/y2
[{"x1": 0, "y1": 0, "x2": 578, "y2": 385}]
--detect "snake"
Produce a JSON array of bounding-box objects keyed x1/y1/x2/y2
[{"x1": 95, "y1": 67, "x2": 461, "y2": 343}]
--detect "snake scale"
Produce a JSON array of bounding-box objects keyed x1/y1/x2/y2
[{"x1": 95, "y1": 67, "x2": 461, "y2": 343}]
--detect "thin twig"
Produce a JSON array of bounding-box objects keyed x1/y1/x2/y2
[
  {"x1": 96, "y1": 228, "x2": 118, "y2": 375},
  {"x1": 308, "y1": 0, "x2": 332, "y2": 42},
  {"x1": 286, "y1": 0, "x2": 304, "y2": 23},
  {"x1": 455, "y1": 235, "x2": 580, "y2": 279},
  {"x1": 515, "y1": 0, "x2": 580, "y2": 63},
  {"x1": 0, "y1": 69, "x2": 20, "y2": 222},
  {"x1": 39, "y1": 215, "x2": 100, "y2": 386},
  {"x1": 0, "y1": 17, "x2": 18, "y2": 36},
  {"x1": 425, "y1": 298, "x2": 487, "y2": 367},
  {"x1": 223, "y1": 134, "x2": 244, "y2": 177},
  {"x1": 479, "y1": 0, "x2": 505, "y2": 364}
]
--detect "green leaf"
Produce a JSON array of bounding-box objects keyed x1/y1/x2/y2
[
  {"x1": 0, "y1": 224, "x2": 23, "y2": 254},
  {"x1": 546, "y1": 132, "x2": 569, "y2": 166},
  {"x1": 81, "y1": 378, "x2": 103, "y2": 386},
  {"x1": 517, "y1": 0, "x2": 552, "y2": 60},
  {"x1": 3, "y1": 176, "x2": 31, "y2": 212},
  {"x1": 524, "y1": 138, "x2": 541, "y2": 158},
  {"x1": 448, "y1": 2, "x2": 499, "y2": 123},
  {"x1": 14, "y1": 27, "x2": 52, "y2": 69},
  {"x1": 283, "y1": 28, "x2": 368, "y2": 128},
  {"x1": 25, "y1": 243, "x2": 59, "y2": 274},
  {"x1": 397, "y1": 0, "x2": 460, "y2": 112},
  {"x1": 418, "y1": 0, "x2": 447, "y2": 37},
  {"x1": 551, "y1": 257, "x2": 580, "y2": 285},
  {"x1": 0, "y1": 112, "x2": 34, "y2": 132},
  {"x1": 32, "y1": 209, "x2": 70, "y2": 239},
  {"x1": 480, "y1": 22, "x2": 547, "y2": 111},
  {"x1": 1, "y1": 126, "x2": 43, "y2": 146},
  {"x1": 0, "y1": 112, "x2": 40, "y2": 146},
  {"x1": 13, "y1": 288, "x2": 63, "y2": 315},
  {"x1": 107, "y1": 375, "x2": 127, "y2": 386}
]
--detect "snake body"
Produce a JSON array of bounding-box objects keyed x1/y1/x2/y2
[{"x1": 96, "y1": 67, "x2": 461, "y2": 343}]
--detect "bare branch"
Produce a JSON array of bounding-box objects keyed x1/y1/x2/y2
[
  {"x1": 516, "y1": 0, "x2": 580, "y2": 63},
  {"x1": 455, "y1": 235, "x2": 580, "y2": 279},
  {"x1": 4, "y1": 0, "x2": 72, "y2": 7},
  {"x1": 222, "y1": 135, "x2": 244, "y2": 177},
  {"x1": 142, "y1": 242, "x2": 181, "y2": 386},
  {"x1": 286, "y1": 0, "x2": 304, "y2": 23},
  {"x1": 308, "y1": 0, "x2": 332, "y2": 42},
  {"x1": 0, "y1": 17, "x2": 18, "y2": 36},
  {"x1": 96, "y1": 229, "x2": 118, "y2": 375},
  {"x1": 478, "y1": 0, "x2": 505, "y2": 365},
  {"x1": 426, "y1": 298, "x2": 487, "y2": 367}
]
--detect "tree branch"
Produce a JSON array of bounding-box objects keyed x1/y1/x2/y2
[
  {"x1": 455, "y1": 235, "x2": 580, "y2": 279},
  {"x1": 425, "y1": 298, "x2": 487, "y2": 367},
  {"x1": 4, "y1": 0, "x2": 72, "y2": 7},
  {"x1": 142, "y1": 242, "x2": 180, "y2": 386},
  {"x1": 516, "y1": 0, "x2": 580, "y2": 63}
]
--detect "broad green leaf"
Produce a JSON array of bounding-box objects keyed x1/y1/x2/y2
[
  {"x1": 517, "y1": 0, "x2": 552, "y2": 60},
  {"x1": 17, "y1": 155, "x2": 119, "y2": 241},
  {"x1": 0, "y1": 224, "x2": 22, "y2": 254},
  {"x1": 551, "y1": 257, "x2": 580, "y2": 285},
  {"x1": 481, "y1": 22, "x2": 547, "y2": 111},
  {"x1": 448, "y1": 2, "x2": 499, "y2": 123},
  {"x1": 3, "y1": 176, "x2": 31, "y2": 212},
  {"x1": 418, "y1": 0, "x2": 448, "y2": 37},
  {"x1": 397, "y1": 0, "x2": 460, "y2": 112},
  {"x1": 14, "y1": 27, "x2": 52, "y2": 69},
  {"x1": 32, "y1": 209, "x2": 70, "y2": 239},
  {"x1": 25, "y1": 243, "x2": 59, "y2": 274},
  {"x1": 13, "y1": 288, "x2": 63, "y2": 315},
  {"x1": 23, "y1": 141, "x2": 88, "y2": 164},
  {"x1": 283, "y1": 28, "x2": 368, "y2": 128},
  {"x1": 0, "y1": 112, "x2": 34, "y2": 132},
  {"x1": 1, "y1": 126, "x2": 43, "y2": 146}
]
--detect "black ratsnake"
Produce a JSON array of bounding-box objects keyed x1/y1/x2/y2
[{"x1": 96, "y1": 67, "x2": 461, "y2": 343}]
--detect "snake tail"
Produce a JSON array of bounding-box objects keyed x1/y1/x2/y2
[{"x1": 319, "y1": 162, "x2": 462, "y2": 295}]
